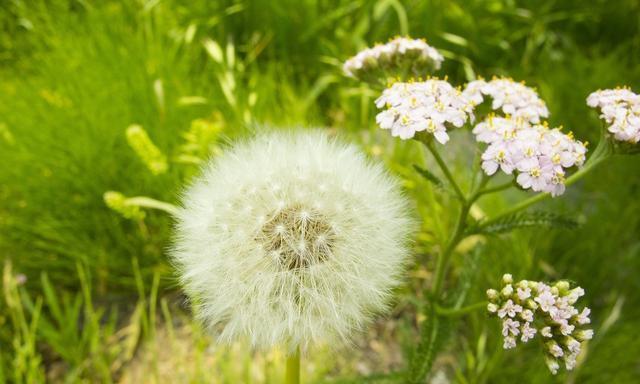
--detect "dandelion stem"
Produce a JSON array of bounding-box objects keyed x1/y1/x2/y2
[{"x1": 285, "y1": 347, "x2": 300, "y2": 384}]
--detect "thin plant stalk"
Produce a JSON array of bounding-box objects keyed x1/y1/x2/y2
[
  {"x1": 126, "y1": 197, "x2": 180, "y2": 216},
  {"x1": 285, "y1": 347, "x2": 300, "y2": 384}
]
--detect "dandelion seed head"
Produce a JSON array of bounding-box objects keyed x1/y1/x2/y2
[{"x1": 171, "y1": 130, "x2": 414, "y2": 350}]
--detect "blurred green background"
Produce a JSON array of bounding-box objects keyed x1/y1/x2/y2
[{"x1": 1, "y1": 0, "x2": 639, "y2": 383}]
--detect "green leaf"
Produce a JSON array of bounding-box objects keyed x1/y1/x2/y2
[
  {"x1": 412, "y1": 165, "x2": 444, "y2": 189},
  {"x1": 407, "y1": 308, "x2": 451, "y2": 383},
  {"x1": 471, "y1": 211, "x2": 580, "y2": 235}
]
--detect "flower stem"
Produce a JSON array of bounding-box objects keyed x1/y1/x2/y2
[
  {"x1": 285, "y1": 347, "x2": 300, "y2": 384},
  {"x1": 431, "y1": 202, "x2": 469, "y2": 296},
  {"x1": 475, "y1": 180, "x2": 514, "y2": 199},
  {"x1": 126, "y1": 197, "x2": 180, "y2": 216},
  {"x1": 423, "y1": 138, "x2": 466, "y2": 202}
]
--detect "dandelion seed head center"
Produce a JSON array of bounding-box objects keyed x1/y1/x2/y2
[{"x1": 257, "y1": 204, "x2": 336, "y2": 270}]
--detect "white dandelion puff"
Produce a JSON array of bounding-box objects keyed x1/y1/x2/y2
[{"x1": 171, "y1": 130, "x2": 414, "y2": 351}]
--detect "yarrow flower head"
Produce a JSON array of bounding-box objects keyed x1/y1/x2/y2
[
  {"x1": 587, "y1": 87, "x2": 640, "y2": 144},
  {"x1": 487, "y1": 274, "x2": 594, "y2": 375},
  {"x1": 463, "y1": 77, "x2": 549, "y2": 123},
  {"x1": 343, "y1": 37, "x2": 444, "y2": 83},
  {"x1": 473, "y1": 116, "x2": 587, "y2": 196},
  {"x1": 171, "y1": 131, "x2": 413, "y2": 351},
  {"x1": 374, "y1": 79, "x2": 475, "y2": 142}
]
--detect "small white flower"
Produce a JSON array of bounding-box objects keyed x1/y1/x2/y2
[
  {"x1": 520, "y1": 309, "x2": 534, "y2": 322},
  {"x1": 486, "y1": 289, "x2": 499, "y2": 300},
  {"x1": 565, "y1": 337, "x2": 581, "y2": 354},
  {"x1": 520, "y1": 322, "x2": 536, "y2": 342},
  {"x1": 517, "y1": 286, "x2": 532, "y2": 301},
  {"x1": 502, "y1": 318, "x2": 521, "y2": 336},
  {"x1": 481, "y1": 142, "x2": 514, "y2": 175},
  {"x1": 564, "y1": 353, "x2": 578, "y2": 370},
  {"x1": 575, "y1": 329, "x2": 594, "y2": 342},
  {"x1": 535, "y1": 290, "x2": 556, "y2": 313},
  {"x1": 548, "y1": 341, "x2": 564, "y2": 358},
  {"x1": 545, "y1": 355, "x2": 560, "y2": 375},
  {"x1": 567, "y1": 287, "x2": 585, "y2": 304},
  {"x1": 575, "y1": 307, "x2": 591, "y2": 325},
  {"x1": 503, "y1": 336, "x2": 517, "y2": 349},
  {"x1": 558, "y1": 320, "x2": 575, "y2": 336},
  {"x1": 498, "y1": 299, "x2": 523, "y2": 318},
  {"x1": 541, "y1": 326, "x2": 553, "y2": 338},
  {"x1": 501, "y1": 284, "x2": 514, "y2": 297},
  {"x1": 487, "y1": 303, "x2": 499, "y2": 313}
]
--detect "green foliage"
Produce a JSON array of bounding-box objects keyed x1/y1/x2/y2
[
  {"x1": 412, "y1": 164, "x2": 445, "y2": 189},
  {"x1": 0, "y1": 0, "x2": 639, "y2": 382},
  {"x1": 470, "y1": 211, "x2": 580, "y2": 235}
]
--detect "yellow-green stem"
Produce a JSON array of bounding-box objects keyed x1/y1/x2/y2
[
  {"x1": 127, "y1": 197, "x2": 180, "y2": 216},
  {"x1": 423, "y1": 138, "x2": 466, "y2": 202},
  {"x1": 430, "y1": 203, "x2": 469, "y2": 296},
  {"x1": 285, "y1": 347, "x2": 300, "y2": 384}
]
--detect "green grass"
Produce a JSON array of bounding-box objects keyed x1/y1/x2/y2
[{"x1": 1, "y1": 0, "x2": 639, "y2": 382}]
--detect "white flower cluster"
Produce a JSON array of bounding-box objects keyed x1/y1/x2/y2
[
  {"x1": 473, "y1": 116, "x2": 587, "y2": 196},
  {"x1": 463, "y1": 77, "x2": 549, "y2": 123},
  {"x1": 587, "y1": 88, "x2": 640, "y2": 144},
  {"x1": 374, "y1": 79, "x2": 475, "y2": 142},
  {"x1": 487, "y1": 274, "x2": 594, "y2": 375},
  {"x1": 343, "y1": 37, "x2": 444, "y2": 82}
]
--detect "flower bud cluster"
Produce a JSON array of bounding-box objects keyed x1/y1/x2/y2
[
  {"x1": 473, "y1": 117, "x2": 587, "y2": 196},
  {"x1": 343, "y1": 37, "x2": 444, "y2": 82},
  {"x1": 126, "y1": 124, "x2": 168, "y2": 175},
  {"x1": 487, "y1": 274, "x2": 593, "y2": 375},
  {"x1": 103, "y1": 191, "x2": 145, "y2": 220},
  {"x1": 463, "y1": 77, "x2": 549, "y2": 123},
  {"x1": 587, "y1": 88, "x2": 640, "y2": 144},
  {"x1": 374, "y1": 79, "x2": 475, "y2": 142}
]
